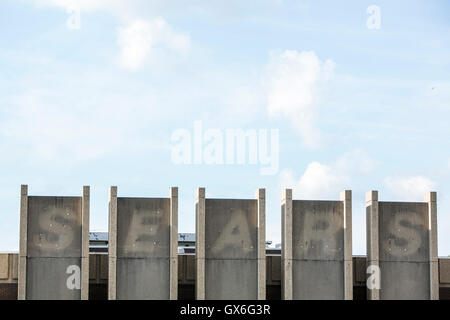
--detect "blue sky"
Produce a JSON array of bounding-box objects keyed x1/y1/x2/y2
[{"x1": 0, "y1": 0, "x2": 449, "y2": 255}]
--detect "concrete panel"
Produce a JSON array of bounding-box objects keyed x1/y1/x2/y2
[
  {"x1": 116, "y1": 198, "x2": 170, "y2": 258},
  {"x1": 197, "y1": 190, "x2": 265, "y2": 300},
  {"x1": 378, "y1": 202, "x2": 431, "y2": 300},
  {"x1": 186, "y1": 256, "x2": 195, "y2": 281},
  {"x1": 0, "y1": 283, "x2": 18, "y2": 300},
  {"x1": 205, "y1": 199, "x2": 257, "y2": 260},
  {"x1": 26, "y1": 257, "x2": 81, "y2": 300},
  {"x1": 89, "y1": 255, "x2": 96, "y2": 280},
  {"x1": 204, "y1": 259, "x2": 257, "y2": 300},
  {"x1": 204, "y1": 199, "x2": 258, "y2": 299},
  {"x1": 367, "y1": 192, "x2": 438, "y2": 300},
  {"x1": 378, "y1": 202, "x2": 429, "y2": 262},
  {"x1": 290, "y1": 200, "x2": 345, "y2": 300},
  {"x1": 195, "y1": 188, "x2": 205, "y2": 299},
  {"x1": 178, "y1": 256, "x2": 183, "y2": 281},
  {"x1": 292, "y1": 260, "x2": 344, "y2": 300},
  {"x1": 281, "y1": 190, "x2": 293, "y2": 300},
  {"x1": 0, "y1": 255, "x2": 8, "y2": 280},
  {"x1": 271, "y1": 256, "x2": 281, "y2": 282},
  {"x1": 27, "y1": 197, "x2": 82, "y2": 258},
  {"x1": 111, "y1": 188, "x2": 177, "y2": 300},
  {"x1": 354, "y1": 257, "x2": 367, "y2": 284},
  {"x1": 21, "y1": 189, "x2": 88, "y2": 300},
  {"x1": 379, "y1": 261, "x2": 429, "y2": 299},
  {"x1": 100, "y1": 255, "x2": 108, "y2": 280},
  {"x1": 292, "y1": 201, "x2": 344, "y2": 261},
  {"x1": 440, "y1": 259, "x2": 450, "y2": 284},
  {"x1": 5, "y1": 253, "x2": 450, "y2": 300},
  {"x1": 115, "y1": 258, "x2": 169, "y2": 300},
  {"x1": 12, "y1": 254, "x2": 18, "y2": 280}
]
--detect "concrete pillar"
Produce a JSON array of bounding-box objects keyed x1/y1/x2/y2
[
  {"x1": 169, "y1": 187, "x2": 178, "y2": 300},
  {"x1": 195, "y1": 187, "x2": 206, "y2": 300},
  {"x1": 284, "y1": 190, "x2": 350, "y2": 299},
  {"x1": 341, "y1": 190, "x2": 353, "y2": 300},
  {"x1": 369, "y1": 190, "x2": 437, "y2": 300},
  {"x1": 108, "y1": 186, "x2": 118, "y2": 300},
  {"x1": 81, "y1": 186, "x2": 90, "y2": 300},
  {"x1": 19, "y1": 186, "x2": 87, "y2": 300},
  {"x1": 110, "y1": 187, "x2": 176, "y2": 299},
  {"x1": 425, "y1": 192, "x2": 439, "y2": 300},
  {"x1": 256, "y1": 188, "x2": 266, "y2": 300},
  {"x1": 281, "y1": 189, "x2": 293, "y2": 300},
  {"x1": 18, "y1": 184, "x2": 28, "y2": 300},
  {"x1": 366, "y1": 190, "x2": 380, "y2": 300}
]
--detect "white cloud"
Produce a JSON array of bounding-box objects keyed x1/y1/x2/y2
[
  {"x1": 266, "y1": 50, "x2": 335, "y2": 147},
  {"x1": 384, "y1": 176, "x2": 436, "y2": 201},
  {"x1": 279, "y1": 150, "x2": 379, "y2": 255},
  {"x1": 117, "y1": 18, "x2": 190, "y2": 71},
  {"x1": 32, "y1": 1, "x2": 191, "y2": 71},
  {"x1": 280, "y1": 162, "x2": 341, "y2": 199},
  {"x1": 279, "y1": 149, "x2": 378, "y2": 199}
]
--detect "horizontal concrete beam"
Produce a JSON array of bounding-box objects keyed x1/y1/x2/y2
[{"x1": 2, "y1": 254, "x2": 449, "y2": 287}]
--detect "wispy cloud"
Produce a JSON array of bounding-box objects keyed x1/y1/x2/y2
[
  {"x1": 279, "y1": 149, "x2": 377, "y2": 199},
  {"x1": 384, "y1": 175, "x2": 436, "y2": 201},
  {"x1": 266, "y1": 50, "x2": 335, "y2": 147},
  {"x1": 116, "y1": 18, "x2": 190, "y2": 71}
]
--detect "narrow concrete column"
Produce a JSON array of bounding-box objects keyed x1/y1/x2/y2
[
  {"x1": 425, "y1": 192, "x2": 439, "y2": 300},
  {"x1": 340, "y1": 190, "x2": 353, "y2": 300},
  {"x1": 81, "y1": 186, "x2": 90, "y2": 300},
  {"x1": 256, "y1": 188, "x2": 266, "y2": 300},
  {"x1": 169, "y1": 187, "x2": 178, "y2": 300},
  {"x1": 18, "y1": 184, "x2": 28, "y2": 300},
  {"x1": 366, "y1": 190, "x2": 380, "y2": 300},
  {"x1": 108, "y1": 186, "x2": 118, "y2": 300},
  {"x1": 196, "y1": 187, "x2": 206, "y2": 300},
  {"x1": 281, "y1": 189, "x2": 293, "y2": 300}
]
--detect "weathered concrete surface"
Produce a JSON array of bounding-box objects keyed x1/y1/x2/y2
[
  {"x1": 440, "y1": 258, "x2": 450, "y2": 285},
  {"x1": 204, "y1": 199, "x2": 258, "y2": 299},
  {"x1": 195, "y1": 188, "x2": 205, "y2": 300},
  {"x1": 27, "y1": 197, "x2": 82, "y2": 258},
  {"x1": 378, "y1": 202, "x2": 430, "y2": 299},
  {"x1": 25, "y1": 196, "x2": 83, "y2": 299},
  {"x1": 0, "y1": 255, "x2": 8, "y2": 280},
  {"x1": 116, "y1": 198, "x2": 170, "y2": 258},
  {"x1": 115, "y1": 197, "x2": 171, "y2": 299},
  {"x1": 281, "y1": 190, "x2": 292, "y2": 300},
  {"x1": 26, "y1": 257, "x2": 81, "y2": 300},
  {"x1": 291, "y1": 200, "x2": 345, "y2": 300},
  {"x1": 205, "y1": 259, "x2": 257, "y2": 299},
  {"x1": 116, "y1": 258, "x2": 169, "y2": 300},
  {"x1": 292, "y1": 260, "x2": 344, "y2": 299},
  {"x1": 3, "y1": 254, "x2": 450, "y2": 300},
  {"x1": 379, "y1": 261, "x2": 429, "y2": 299}
]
